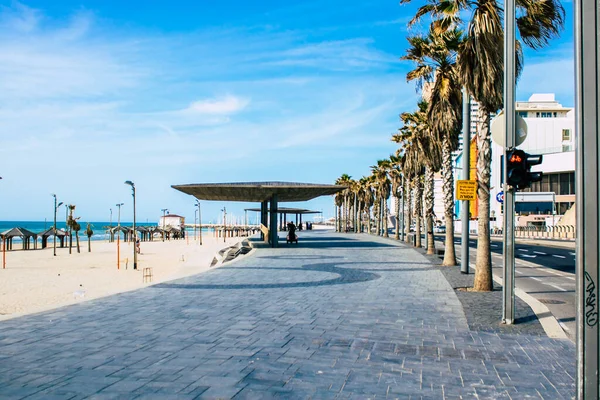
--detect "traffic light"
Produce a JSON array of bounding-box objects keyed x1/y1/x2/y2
[{"x1": 506, "y1": 149, "x2": 543, "y2": 190}]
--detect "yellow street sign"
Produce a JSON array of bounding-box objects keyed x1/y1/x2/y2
[{"x1": 456, "y1": 180, "x2": 478, "y2": 201}]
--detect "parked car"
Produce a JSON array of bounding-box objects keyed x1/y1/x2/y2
[{"x1": 434, "y1": 225, "x2": 446, "y2": 233}]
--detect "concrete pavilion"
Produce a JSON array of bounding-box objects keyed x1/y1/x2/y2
[{"x1": 171, "y1": 182, "x2": 344, "y2": 247}]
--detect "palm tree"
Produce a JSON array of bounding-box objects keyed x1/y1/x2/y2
[
  {"x1": 402, "y1": 28, "x2": 463, "y2": 265},
  {"x1": 86, "y1": 223, "x2": 93, "y2": 252},
  {"x1": 66, "y1": 205, "x2": 82, "y2": 254},
  {"x1": 389, "y1": 153, "x2": 404, "y2": 240},
  {"x1": 335, "y1": 174, "x2": 353, "y2": 232},
  {"x1": 371, "y1": 159, "x2": 392, "y2": 237},
  {"x1": 405, "y1": 0, "x2": 565, "y2": 289},
  {"x1": 334, "y1": 193, "x2": 343, "y2": 232}
]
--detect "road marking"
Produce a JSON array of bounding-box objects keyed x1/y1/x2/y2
[
  {"x1": 552, "y1": 255, "x2": 566, "y2": 259},
  {"x1": 549, "y1": 284, "x2": 567, "y2": 292},
  {"x1": 521, "y1": 254, "x2": 537, "y2": 258},
  {"x1": 533, "y1": 251, "x2": 547, "y2": 255},
  {"x1": 515, "y1": 270, "x2": 523, "y2": 274},
  {"x1": 569, "y1": 252, "x2": 576, "y2": 256},
  {"x1": 518, "y1": 249, "x2": 529, "y2": 252},
  {"x1": 530, "y1": 277, "x2": 543, "y2": 282},
  {"x1": 558, "y1": 321, "x2": 571, "y2": 332},
  {"x1": 491, "y1": 244, "x2": 498, "y2": 248},
  {"x1": 565, "y1": 277, "x2": 576, "y2": 281}
]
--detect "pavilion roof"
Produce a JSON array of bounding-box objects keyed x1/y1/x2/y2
[
  {"x1": 172, "y1": 181, "x2": 344, "y2": 202},
  {"x1": 1, "y1": 227, "x2": 38, "y2": 238}
]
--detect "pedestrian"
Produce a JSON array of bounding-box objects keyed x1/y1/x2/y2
[{"x1": 136, "y1": 238, "x2": 141, "y2": 254}]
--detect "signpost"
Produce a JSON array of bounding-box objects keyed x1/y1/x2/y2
[{"x1": 456, "y1": 180, "x2": 477, "y2": 201}]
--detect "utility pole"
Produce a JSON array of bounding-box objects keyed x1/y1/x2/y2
[
  {"x1": 575, "y1": 0, "x2": 599, "y2": 395},
  {"x1": 502, "y1": 0, "x2": 516, "y2": 324},
  {"x1": 161, "y1": 208, "x2": 168, "y2": 241},
  {"x1": 461, "y1": 87, "x2": 471, "y2": 274},
  {"x1": 116, "y1": 203, "x2": 123, "y2": 269}
]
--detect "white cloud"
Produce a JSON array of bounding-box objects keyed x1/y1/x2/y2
[{"x1": 185, "y1": 95, "x2": 250, "y2": 114}]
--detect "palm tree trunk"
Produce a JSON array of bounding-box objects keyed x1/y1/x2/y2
[
  {"x1": 358, "y1": 200, "x2": 362, "y2": 232},
  {"x1": 337, "y1": 206, "x2": 342, "y2": 232},
  {"x1": 474, "y1": 110, "x2": 493, "y2": 290},
  {"x1": 394, "y1": 192, "x2": 401, "y2": 240},
  {"x1": 383, "y1": 197, "x2": 389, "y2": 237},
  {"x1": 442, "y1": 136, "x2": 457, "y2": 266},
  {"x1": 75, "y1": 232, "x2": 80, "y2": 253},
  {"x1": 368, "y1": 206, "x2": 372, "y2": 234},
  {"x1": 375, "y1": 198, "x2": 381, "y2": 235},
  {"x1": 353, "y1": 194, "x2": 358, "y2": 233},
  {"x1": 88, "y1": 237, "x2": 91, "y2": 252},
  {"x1": 425, "y1": 167, "x2": 436, "y2": 254},
  {"x1": 415, "y1": 177, "x2": 423, "y2": 247},
  {"x1": 404, "y1": 184, "x2": 411, "y2": 243}
]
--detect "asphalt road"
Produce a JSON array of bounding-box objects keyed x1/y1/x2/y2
[{"x1": 435, "y1": 234, "x2": 577, "y2": 340}]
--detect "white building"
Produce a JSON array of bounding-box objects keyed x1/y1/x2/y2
[
  {"x1": 159, "y1": 214, "x2": 185, "y2": 229},
  {"x1": 488, "y1": 93, "x2": 575, "y2": 229}
]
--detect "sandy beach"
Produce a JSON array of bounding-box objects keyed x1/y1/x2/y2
[{"x1": 0, "y1": 235, "x2": 246, "y2": 320}]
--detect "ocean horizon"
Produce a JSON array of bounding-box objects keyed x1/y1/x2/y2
[{"x1": 0, "y1": 221, "x2": 212, "y2": 242}]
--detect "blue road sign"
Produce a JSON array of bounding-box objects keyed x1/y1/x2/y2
[{"x1": 496, "y1": 191, "x2": 504, "y2": 203}]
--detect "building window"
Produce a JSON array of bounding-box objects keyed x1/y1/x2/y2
[
  {"x1": 562, "y1": 129, "x2": 571, "y2": 141},
  {"x1": 518, "y1": 111, "x2": 528, "y2": 118},
  {"x1": 554, "y1": 112, "x2": 557, "y2": 117}
]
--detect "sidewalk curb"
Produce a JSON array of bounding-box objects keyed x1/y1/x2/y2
[{"x1": 491, "y1": 274, "x2": 569, "y2": 340}]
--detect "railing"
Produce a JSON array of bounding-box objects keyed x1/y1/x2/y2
[{"x1": 492, "y1": 225, "x2": 576, "y2": 239}]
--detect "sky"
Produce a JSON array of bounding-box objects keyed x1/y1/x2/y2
[{"x1": 0, "y1": 0, "x2": 575, "y2": 225}]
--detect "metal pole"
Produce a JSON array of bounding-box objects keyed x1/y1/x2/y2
[
  {"x1": 222, "y1": 207, "x2": 226, "y2": 243},
  {"x1": 575, "y1": 0, "x2": 599, "y2": 395},
  {"x1": 161, "y1": 208, "x2": 168, "y2": 241},
  {"x1": 198, "y1": 201, "x2": 202, "y2": 245},
  {"x1": 502, "y1": 0, "x2": 516, "y2": 325},
  {"x1": 461, "y1": 87, "x2": 471, "y2": 274},
  {"x1": 133, "y1": 186, "x2": 137, "y2": 270},
  {"x1": 117, "y1": 203, "x2": 122, "y2": 269},
  {"x1": 53, "y1": 194, "x2": 57, "y2": 256}
]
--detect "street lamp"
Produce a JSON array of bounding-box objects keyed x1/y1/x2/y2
[
  {"x1": 124, "y1": 181, "x2": 137, "y2": 270},
  {"x1": 116, "y1": 202, "x2": 124, "y2": 269},
  {"x1": 161, "y1": 208, "x2": 168, "y2": 241},
  {"x1": 51, "y1": 194, "x2": 63, "y2": 256},
  {"x1": 221, "y1": 206, "x2": 227, "y2": 243},
  {"x1": 197, "y1": 200, "x2": 202, "y2": 245}
]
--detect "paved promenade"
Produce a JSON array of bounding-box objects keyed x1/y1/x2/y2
[{"x1": 0, "y1": 231, "x2": 575, "y2": 399}]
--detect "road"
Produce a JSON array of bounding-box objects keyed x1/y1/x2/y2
[{"x1": 435, "y1": 234, "x2": 576, "y2": 340}]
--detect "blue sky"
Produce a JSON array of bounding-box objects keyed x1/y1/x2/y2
[{"x1": 0, "y1": 1, "x2": 574, "y2": 225}]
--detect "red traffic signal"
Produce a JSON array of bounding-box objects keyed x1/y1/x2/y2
[{"x1": 506, "y1": 149, "x2": 543, "y2": 190}]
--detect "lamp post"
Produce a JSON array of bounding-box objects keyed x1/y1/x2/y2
[
  {"x1": 161, "y1": 208, "x2": 168, "y2": 241},
  {"x1": 110, "y1": 208, "x2": 113, "y2": 228},
  {"x1": 194, "y1": 208, "x2": 198, "y2": 241},
  {"x1": 51, "y1": 194, "x2": 63, "y2": 256},
  {"x1": 221, "y1": 207, "x2": 227, "y2": 243},
  {"x1": 197, "y1": 200, "x2": 202, "y2": 245},
  {"x1": 116, "y1": 202, "x2": 124, "y2": 269},
  {"x1": 124, "y1": 181, "x2": 137, "y2": 270}
]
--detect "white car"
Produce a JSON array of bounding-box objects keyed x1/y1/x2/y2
[{"x1": 434, "y1": 225, "x2": 446, "y2": 233}]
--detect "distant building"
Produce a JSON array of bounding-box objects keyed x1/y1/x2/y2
[
  {"x1": 159, "y1": 214, "x2": 185, "y2": 229},
  {"x1": 455, "y1": 93, "x2": 574, "y2": 230}
]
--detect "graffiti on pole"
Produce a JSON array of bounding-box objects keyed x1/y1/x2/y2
[{"x1": 585, "y1": 272, "x2": 598, "y2": 327}]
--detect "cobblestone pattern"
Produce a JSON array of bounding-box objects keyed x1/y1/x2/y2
[{"x1": 0, "y1": 231, "x2": 575, "y2": 399}]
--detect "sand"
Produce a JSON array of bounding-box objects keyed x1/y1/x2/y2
[{"x1": 0, "y1": 234, "x2": 246, "y2": 320}]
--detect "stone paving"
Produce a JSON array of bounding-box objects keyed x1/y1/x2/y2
[{"x1": 0, "y1": 231, "x2": 576, "y2": 399}]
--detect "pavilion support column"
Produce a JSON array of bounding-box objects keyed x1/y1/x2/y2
[
  {"x1": 261, "y1": 200, "x2": 268, "y2": 242},
  {"x1": 269, "y1": 195, "x2": 278, "y2": 248},
  {"x1": 300, "y1": 214, "x2": 303, "y2": 228},
  {"x1": 284, "y1": 213, "x2": 287, "y2": 229}
]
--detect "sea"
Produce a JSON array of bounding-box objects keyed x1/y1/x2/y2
[{"x1": 0, "y1": 221, "x2": 208, "y2": 242}]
